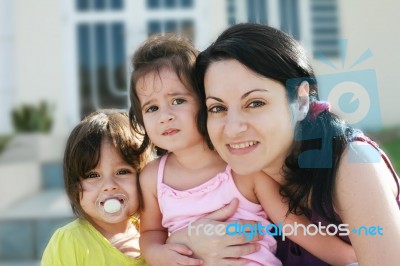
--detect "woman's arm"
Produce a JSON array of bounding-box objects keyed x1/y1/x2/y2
[
  {"x1": 254, "y1": 172, "x2": 357, "y2": 266},
  {"x1": 167, "y1": 198, "x2": 261, "y2": 266},
  {"x1": 139, "y1": 160, "x2": 202, "y2": 266},
  {"x1": 335, "y1": 143, "x2": 400, "y2": 265}
]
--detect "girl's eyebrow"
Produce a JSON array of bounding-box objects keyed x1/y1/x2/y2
[
  {"x1": 141, "y1": 91, "x2": 192, "y2": 109},
  {"x1": 141, "y1": 100, "x2": 153, "y2": 111},
  {"x1": 206, "y1": 88, "x2": 269, "y2": 102}
]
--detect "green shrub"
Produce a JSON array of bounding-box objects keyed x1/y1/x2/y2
[
  {"x1": 380, "y1": 138, "x2": 400, "y2": 174},
  {"x1": 0, "y1": 135, "x2": 13, "y2": 154},
  {"x1": 11, "y1": 101, "x2": 54, "y2": 133}
]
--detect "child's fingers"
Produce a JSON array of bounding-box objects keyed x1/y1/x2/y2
[
  {"x1": 203, "y1": 198, "x2": 239, "y2": 221},
  {"x1": 176, "y1": 255, "x2": 203, "y2": 266},
  {"x1": 219, "y1": 243, "x2": 261, "y2": 258},
  {"x1": 168, "y1": 243, "x2": 194, "y2": 256}
]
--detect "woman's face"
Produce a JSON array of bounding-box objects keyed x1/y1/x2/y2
[{"x1": 204, "y1": 59, "x2": 295, "y2": 176}]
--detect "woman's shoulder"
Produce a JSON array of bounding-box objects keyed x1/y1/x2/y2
[{"x1": 335, "y1": 142, "x2": 398, "y2": 214}]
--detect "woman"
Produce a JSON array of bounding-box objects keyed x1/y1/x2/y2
[{"x1": 170, "y1": 23, "x2": 400, "y2": 265}]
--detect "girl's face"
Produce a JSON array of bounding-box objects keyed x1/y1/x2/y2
[
  {"x1": 136, "y1": 67, "x2": 203, "y2": 153},
  {"x1": 204, "y1": 59, "x2": 295, "y2": 176},
  {"x1": 80, "y1": 138, "x2": 139, "y2": 227}
]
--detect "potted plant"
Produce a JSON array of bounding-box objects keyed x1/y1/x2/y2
[{"x1": 7, "y1": 101, "x2": 55, "y2": 161}]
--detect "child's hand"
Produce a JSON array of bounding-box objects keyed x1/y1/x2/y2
[{"x1": 150, "y1": 243, "x2": 203, "y2": 266}]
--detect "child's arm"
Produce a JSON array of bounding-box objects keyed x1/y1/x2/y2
[
  {"x1": 139, "y1": 159, "x2": 202, "y2": 266},
  {"x1": 253, "y1": 172, "x2": 358, "y2": 266}
]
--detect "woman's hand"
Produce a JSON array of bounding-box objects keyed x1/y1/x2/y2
[{"x1": 167, "y1": 199, "x2": 261, "y2": 266}]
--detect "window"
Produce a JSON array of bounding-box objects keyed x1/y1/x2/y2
[
  {"x1": 148, "y1": 21, "x2": 162, "y2": 35},
  {"x1": 231, "y1": 0, "x2": 340, "y2": 58},
  {"x1": 181, "y1": 0, "x2": 193, "y2": 8},
  {"x1": 227, "y1": 0, "x2": 236, "y2": 26},
  {"x1": 311, "y1": 0, "x2": 340, "y2": 57},
  {"x1": 280, "y1": 0, "x2": 300, "y2": 39},
  {"x1": 76, "y1": 0, "x2": 123, "y2": 11},
  {"x1": 247, "y1": 0, "x2": 268, "y2": 24},
  {"x1": 165, "y1": 0, "x2": 177, "y2": 8},
  {"x1": 77, "y1": 22, "x2": 127, "y2": 117},
  {"x1": 146, "y1": 0, "x2": 193, "y2": 9},
  {"x1": 147, "y1": 0, "x2": 161, "y2": 9},
  {"x1": 147, "y1": 20, "x2": 195, "y2": 40}
]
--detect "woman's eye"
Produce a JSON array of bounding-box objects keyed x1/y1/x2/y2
[
  {"x1": 145, "y1": 106, "x2": 158, "y2": 113},
  {"x1": 208, "y1": 105, "x2": 226, "y2": 113},
  {"x1": 172, "y1": 98, "x2": 186, "y2": 105},
  {"x1": 248, "y1": 100, "x2": 265, "y2": 108}
]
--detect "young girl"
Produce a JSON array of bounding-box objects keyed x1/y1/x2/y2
[
  {"x1": 129, "y1": 34, "x2": 358, "y2": 266},
  {"x1": 42, "y1": 110, "x2": 151, "y2": 266}
]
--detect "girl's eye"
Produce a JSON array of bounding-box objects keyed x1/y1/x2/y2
[
  {"x1": 172, "y1": 98, "x2": 186, "y2": 105},
  {"x1": 85, "y1": 172, "x2": 99, "y2": 179},
  {"x1": 248, "y1": 100, "x2": 265, "y2": 108},
  {"x1": 145, "y1": 106, "x2": 158, "y2": 113},
  {"x1": 208, "y1": 105, "x2": 226, "y2": 114},
  {"x1": 117, "y1": 169, "x2": 130, "y2": 175}
]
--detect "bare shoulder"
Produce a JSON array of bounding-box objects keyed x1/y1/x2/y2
[
  {"x1": 139, "y1": 157, "x2": 162, "y2": 193},
  {"x1": 335, "y1": 142, "x2": 397, "y2": 203},
  {"x1": 334, "y1": 143, "x2": 400, "y2": 265}
]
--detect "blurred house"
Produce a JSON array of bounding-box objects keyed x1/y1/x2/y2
[
  {"x1": 1, "y1": 0, "x2": 400, "y2": 136},
  {"x1": 0, "y1": 0, "x2": 399, "y2": 264}
]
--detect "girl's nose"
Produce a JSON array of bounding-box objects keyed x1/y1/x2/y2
[
  {"x1": 159, "y1": 108, "x2": 175, "y2": 124},
  {"x1": 102, "y1": 177, "x2": 118, "y2": 192}
]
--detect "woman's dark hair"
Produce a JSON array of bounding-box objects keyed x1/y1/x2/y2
[
  {"x1": 129, "y1": 34, "x2": 201, "y2": 156},
  {"x1": 63, "y1": 109, "x2": 151, "y2": 219},
  {"x1": 195, "y1": 23, "x2": 355, "y2": 223}
]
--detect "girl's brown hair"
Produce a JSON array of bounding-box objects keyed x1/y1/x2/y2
[
  {"x1": 128, "y1": 34, "x2": 200, "y2": 156},
  {"x1": 63, "y1": 109, "x2": 151, "y2": 218}
]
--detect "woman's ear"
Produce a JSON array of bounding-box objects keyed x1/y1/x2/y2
[{"x1": 295, "y1": 81, "x2": 310, "y2": 121}]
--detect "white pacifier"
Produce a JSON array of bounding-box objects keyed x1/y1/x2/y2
[
  {"x1": 96, "y1": 194, "x2": 128, "y2": 222},
  {"x1": 104, "y1": 198, "x2": 121, "y2": 213}
]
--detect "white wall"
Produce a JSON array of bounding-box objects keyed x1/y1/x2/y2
[
  {"x1": 0, "y1": 0, "x2": 15, "y2": 134},
  {"x1": 12, "y1": 0, "x2": 67, "y2": 135},
  {"x1": 313, "y1": 0, "x2": 400, "y2": 128}
]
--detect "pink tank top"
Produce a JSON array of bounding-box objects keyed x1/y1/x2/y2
[{"x1": 157, "y1": 154, "x2": 282, "y2": 266}]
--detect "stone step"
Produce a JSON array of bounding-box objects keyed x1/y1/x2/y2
[
  {"x1": 0, "y1": 260, "x2": 40, "y2": 266},
  {"x1": 0, "y1": 189, "x2": 74, "y2": 262}
]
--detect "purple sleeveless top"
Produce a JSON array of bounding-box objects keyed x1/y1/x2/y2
[{"x1": 276, "y1": 133, "x2": 400, "y2": 265}]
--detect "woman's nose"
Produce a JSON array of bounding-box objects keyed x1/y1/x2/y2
[{"x1": 223, "y1": 112, "x2": 247, "y2": 138}]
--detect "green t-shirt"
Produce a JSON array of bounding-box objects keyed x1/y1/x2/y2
[{"x1": 41, "y1": 218, "x2": 147, "y2": 266}]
